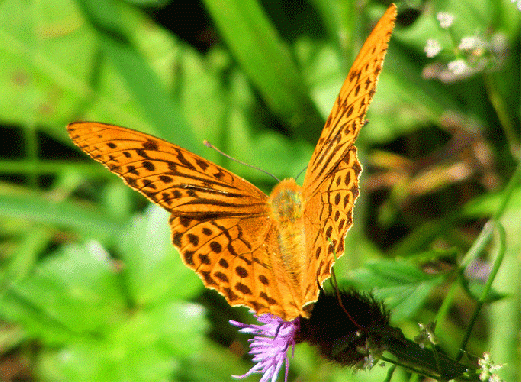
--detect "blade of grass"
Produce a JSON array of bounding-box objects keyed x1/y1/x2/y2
[
  {"x1": 74, "y1": 0, "x2": 197, "y2": 151},
  {"x1": 0, "y1": 192, "x2": 124, "y2": 242},
  {"x1": 202, "y1": 0, "x2": 323, "y2": 141}
]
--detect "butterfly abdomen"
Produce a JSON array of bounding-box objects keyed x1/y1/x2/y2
[{"x1": 268, "y1": 179, "x2": 306, "y2": 294}]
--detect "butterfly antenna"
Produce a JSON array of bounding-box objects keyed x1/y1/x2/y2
[
  {"x1": 330, "y1": 268, "x2": 346, "y2": 314},
  {"x1": 330, "y1": 269, "x2": 345, "y2": 313},
  {"x1": 204, "y1": 141, "x2": 280, "y2": 182},
  {"x1": 295, "y1": 165, "x2": 307, "y2": 181},
  {"x1": 330, "y1": 250, "x2": 364, "y2": 331}
]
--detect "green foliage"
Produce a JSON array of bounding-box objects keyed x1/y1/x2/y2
[
  {"x1": 1, "y1": 0, "x2": 520, "y2": 381},
  {"x1": 351, "y1": 259, "x2": 446, "y2": 322}
]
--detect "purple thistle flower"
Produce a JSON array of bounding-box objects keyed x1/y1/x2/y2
[{"x1": 230, "y1": 314, "x2": 300, "y2": 382}]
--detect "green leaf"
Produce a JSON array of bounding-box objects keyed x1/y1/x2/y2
[
  {"x1": 202, "y1": 0, "x2": 323, "y2": 140},
  {"x1": 463, "y1": 278, "x2": 506, "y2": 303},
  {"x1": 351, "y1": 260, "x2": 445, "y2": 322},
  {"x1": 0, "y1": 190, "x2": 125, "y2": 242},
  {"x1": 0, "y1": 0, "x2": 98, "y2": 125},
  {"x1": 117, "y1": 205, "x2": 203, "y2": 306},
  {"x1": 37, "y1": 302, "x2": 208, "y2": 381},
  {"x1": 0, "y1": 242, "x2": 126, "y2": 343},
  {"x1": 463, "y1": 185, "x2": 521, "y2": 218}
]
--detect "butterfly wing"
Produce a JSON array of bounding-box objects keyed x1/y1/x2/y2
[
  {"x1": 67, "y1": 122, "x2": 299, "y2": 319},
  {"x1": 302, "y1": 5, "x2": 397, "y2": 301}
]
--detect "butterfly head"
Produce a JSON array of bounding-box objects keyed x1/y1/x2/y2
[{"x1": 269, "y1": 179, "x2": 303, "y2": 224}]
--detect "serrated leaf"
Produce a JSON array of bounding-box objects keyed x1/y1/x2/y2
[{"x1": 351, "y1": 260, "x2": 445, "y2": 321}]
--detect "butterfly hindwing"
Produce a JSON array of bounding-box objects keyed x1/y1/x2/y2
[
  {"x1": 169, "y1": 213, "x2": 303, "y2": 320},
  {"x1": 303, "y1": 150, "x2": 360, "y2": 303}
]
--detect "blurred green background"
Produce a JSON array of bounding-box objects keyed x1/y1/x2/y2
[{"x1": 0, "y1": 0, "x2": 520, "y2": 381}]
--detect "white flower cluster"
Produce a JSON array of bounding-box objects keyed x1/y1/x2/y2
[
  {"x1": 478, "y1": 352, "x2": 503, "y2": 382},
  {"x1": 423, "y1": 11, "x2": 507, "y2": 83}
]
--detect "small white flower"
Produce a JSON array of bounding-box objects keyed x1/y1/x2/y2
[
  {"x1": 437, "y1": 12, "x2": 454, "y2": 29},
  {"x1": 448, "y1": 59, "x2": 469, "y2": 75},
  {"x1": 479, "y1": 352, "x2": 503, "y2": 382},
  {"x1": 490, "y1": 33, "x2": 507, "y2": 55},
  {"x1": 459, "y1": 36, "x2": 480, "y2": 50},
  {"x1": 86, "y1": 240, "x2": 110, "y2": 262},
  {"x1": 425, "y1": 39, "x2": 442, "y2": 58}
]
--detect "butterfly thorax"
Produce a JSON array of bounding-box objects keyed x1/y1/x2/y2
[{"x1": 268, "y1": 179, "x2": 305, "y2": 286}]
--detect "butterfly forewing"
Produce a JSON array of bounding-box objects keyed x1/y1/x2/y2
[
  {"x1": 303, "y1": 5, "x2": 396, "y2": 195},
  {"x1": 67, "y1": 123, "x2": 266, "y2": 214}
]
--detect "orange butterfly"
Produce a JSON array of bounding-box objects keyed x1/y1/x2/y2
[{"x1": 67, "y1": 5, "x2": 396, "y2": 321}]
